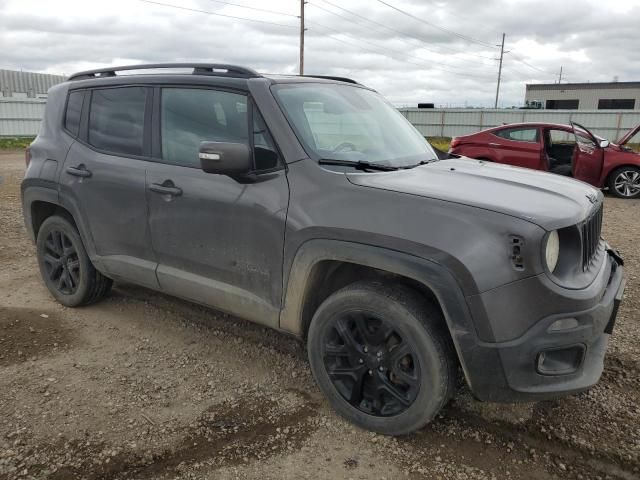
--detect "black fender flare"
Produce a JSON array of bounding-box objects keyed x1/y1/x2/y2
[
  {"x1": 279, "y1": 239, "x2": 482, "y2": 387},
  {"x1": 21, "y1": 180, "x2": 98, "y2": 262}
]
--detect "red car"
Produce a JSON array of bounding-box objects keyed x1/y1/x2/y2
[{"x1": 449, "y1": 122, "x2": 640, "y2": 198}]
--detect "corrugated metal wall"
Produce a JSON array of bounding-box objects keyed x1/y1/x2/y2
[
  {"x1": 0, "y1": 69, "x2": 66, "y2": 97},
  {"x1": 399, "y1": 108, "x2": 640, "y2": 140},
  {"x1": 0, "y1": 99, "x2": 47, "y2": 137},
  {"x1": 3, "y1": 102, "x2": 640, "y2": 139}
]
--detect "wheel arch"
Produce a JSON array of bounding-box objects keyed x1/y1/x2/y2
[
  {"x1": 279, "y1": 240, "x2": 479, "y2": 380},
  {"x1": 22, "y1": 184, "x2": 96, "y2": 259}
]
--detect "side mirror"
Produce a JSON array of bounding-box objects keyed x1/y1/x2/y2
[
  {"x1": 599, "y1": 140, "x2": 610, "y2": 149},
  {"x1": 199, "y1": 141, "x2": 252, "y2": 176}
]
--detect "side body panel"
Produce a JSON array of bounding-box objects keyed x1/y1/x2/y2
[
  {"x1": 60, "y1": 141, "x2": 158, "y2": 287},
  {"x1": 280, "y1": 159, "x2": 546, "y2": 327},
  {"x1": 146, "y1": 164, "x2": 289, "y2": 328},
  {"x1": 483, "y1": 131, "x2": 543, "y2": 170}
]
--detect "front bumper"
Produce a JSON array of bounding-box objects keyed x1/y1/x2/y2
[{"x1": 462, "y1": 250, "x2": 625, "y2": 402}]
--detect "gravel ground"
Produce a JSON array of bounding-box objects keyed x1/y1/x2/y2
[{"x1": 0, "y1": 151, "x2": 639, "y2": 480}]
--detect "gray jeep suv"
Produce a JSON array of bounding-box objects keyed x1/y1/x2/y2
[{"x1": 22, "y1": 64, "x2": 625, "y2": 435}]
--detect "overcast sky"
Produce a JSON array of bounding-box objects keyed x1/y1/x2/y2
[{"x1": 1, "y1": 0, "x2": 639, "y2": 107}]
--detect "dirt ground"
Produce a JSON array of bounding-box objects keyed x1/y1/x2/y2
[{"x1": 0, "y1": 150, "x2": 639, "y2": 480}]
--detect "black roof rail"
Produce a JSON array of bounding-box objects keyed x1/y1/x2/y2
[
  {"x1": 68, "y1": 63, "x2": 261, "y2": 81},
  {"x1": 302, "y1": 75, "x2": 360, "y2": 85}
]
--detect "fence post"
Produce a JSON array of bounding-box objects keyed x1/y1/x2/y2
[
  {"x1": 615, "y1": 112, "x2": 623, "y2": 141},
  {"x1": 440, "y1": 110, "x2": 446, "y2": 137},
  {"x1": 479, "y1": 110, "x2": 484, "y2": 132}
]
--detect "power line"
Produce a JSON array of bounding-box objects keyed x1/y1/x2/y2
[
  {"x1": 138, "y1": 0, "x2": 298, "y2": 28},
  {"x1": 505, "y1": 52, "x2": 555, "y2": 75},
  {"x1": 306, "y1": 20, "x2": 495, "y2": 80},
  {"x1": 310, "y1": 1, "x2": 497, "y2": 66},
  {"x1": 202, "y1": 0, "x2": 299, "y2": 18},
  {"x1": 307, "y1": 3, "x2": 493, "y2": 74},
  {"x1": 375, "y1": 0, "x2": 498, "y2": 49}
]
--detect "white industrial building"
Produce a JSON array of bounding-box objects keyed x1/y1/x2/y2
[
  {"x1": 0, "y1": 69, "x2": 66, "y2": 98},
  {"x1": 525, "y1": 81, "x2": 640, "y2": 110}
]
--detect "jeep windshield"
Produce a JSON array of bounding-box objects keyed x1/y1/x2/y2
[{"x1": 272, "y1": 83, "x2": 438, "y2": 168}]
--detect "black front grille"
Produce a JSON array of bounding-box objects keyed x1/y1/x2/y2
[{"x1": 581, "y1": 204, "x2": 603, "y2": 270}]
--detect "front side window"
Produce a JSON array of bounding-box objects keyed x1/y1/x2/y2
[
  {"x1": 273, "y1": 83, "x2": 437, "y2": 168},
  {"x1": 88, "y1": 87, "x2": 147, "y2": 156},
  {"x1": 64, "y1": 90, "x2": 84, "y2": 137},
  {"x1": 495, "y1": 127, "x2": 539, "y2": 143},
  {"x1": 161, "y1": 88, "x2": 248, "y2": 168}
]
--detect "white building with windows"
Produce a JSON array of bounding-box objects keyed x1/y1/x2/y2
[{"x1": 525, "y1": 82, "x2": 640, "y2": 110}]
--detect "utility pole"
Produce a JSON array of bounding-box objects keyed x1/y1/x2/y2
[
  {"x1": 558, "y1": 66, "x2": 563, "y2": 83},
  {"x1": 494, "y1": 33, "x2": 505, "y2": 108},
  {"x1": 299, "y1": 0, "x2": 305, "y2": 75}
]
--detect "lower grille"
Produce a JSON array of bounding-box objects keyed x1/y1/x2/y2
[{"x1": 581, "y1": 204, "x2": 603, "y2": 270}]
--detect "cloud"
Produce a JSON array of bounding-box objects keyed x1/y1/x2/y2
[{"x1": 1, "y1": 0, "x2": 639, "y2": 107}]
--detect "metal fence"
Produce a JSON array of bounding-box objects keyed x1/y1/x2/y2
[
  {"x1": 3, "y1": 99, "x2": 640, "y2": 141},
  {"x1": 398, "y1": 108, "x2": 640, "y2": 141},
  {"x1": 0, "y1": 98, "x2": 46, "y2": 137}
]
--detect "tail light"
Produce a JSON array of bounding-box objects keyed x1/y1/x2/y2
[
  {"x1": 450, "y1": 137, "x2": 461, "y2": 149},
  {"x1": 25, "y1": 147, "x2": 32, "y2": 168}
]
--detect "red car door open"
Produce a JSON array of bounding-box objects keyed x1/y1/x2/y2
[{"x1": 571, "y1": 122, "x2": 604, "y2": 186}]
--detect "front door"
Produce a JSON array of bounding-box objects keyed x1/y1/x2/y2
[
  {"x1": 146, "y1": 86, "x2": 288, "y2": 328},
  {"x1": 59, "y1": 86, "x2": 159, "y2": 288},
  {"x1": 571, "y1": 122, "x2": 604, "y2": 186}
]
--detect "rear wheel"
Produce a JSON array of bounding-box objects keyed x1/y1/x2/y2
[
  {"x1": 307, "y1": 281, "x2": 456, "y2": 435},
  {"x1": 608, "y1": 166, "x2": 640, "y2": 198},
  {"x1": 36, "y1": 215, "x2": 112, "y2": 307}
]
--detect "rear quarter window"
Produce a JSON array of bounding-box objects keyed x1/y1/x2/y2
[
  {"x1": 64, "y1": 91, "x2": 84, "y2": 137},
  {"x1": 494, "y1": 127, "x2": 539, "y2": 143}
]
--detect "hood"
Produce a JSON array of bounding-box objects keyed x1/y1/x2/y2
[
  {"x1": 346, "y1": 158, "x2": 602, "y2": 230},
  {"x1": 617, "y1": 123, "x2": 640, "y2": 146}
]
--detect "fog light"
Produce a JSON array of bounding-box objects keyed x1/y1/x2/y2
[
  {"x1": 547, "y1": 317, "x2": 579, "y2": 332},
  {"x1": 536, "y1": 345, "x2": 585, "y2": 375}
]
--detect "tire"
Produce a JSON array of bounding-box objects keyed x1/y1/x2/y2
[
  {"x1": 36, "y1": 215, "x2": 112, "y2": 307},
  {"x1": 307, "y1": 281, "x2": 457, "y2": 435},
  {"x1": 607, "y1": 166, "x2": 640, "y2": 199}
]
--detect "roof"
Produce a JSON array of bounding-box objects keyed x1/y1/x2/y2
[
  {"x1": 482, "y1": 122, "x2": 572, "y2": 131},
  {"x1": 67, "y1": 63, "x2": 362, "y2": 87},
  {"x1": 526, "y1": 81, "x2": 640, "y2": 91}
]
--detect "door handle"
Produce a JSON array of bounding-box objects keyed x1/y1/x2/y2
[
  {"x1": 66, "y1": 165, "x2": 92, "y2": 178},
  {"x1": 488, "y1": 143, "x2": 502, "y2": 148},
  {"x1": 150, "y1": 182, "x2": 182, "y2": 196}
]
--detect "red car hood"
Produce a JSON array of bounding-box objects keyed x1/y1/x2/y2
[{"x1": 347, "y1": 158, "x2": 602, "y2": 230}]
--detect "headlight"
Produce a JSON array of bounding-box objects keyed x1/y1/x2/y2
[{"x1": 544, "y1": 230, "x2": 560, "y2": 272}]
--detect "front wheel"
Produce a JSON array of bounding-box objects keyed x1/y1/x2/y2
[
  {"x1": 607, "y1": 166, "x2": 640, "y2": 198},
  {"x1": 36, "y1": 215, "x2": 112, "y2": 307},
  {"x1": 307, "y1": 281, "x2": 456, "y2": 435}
]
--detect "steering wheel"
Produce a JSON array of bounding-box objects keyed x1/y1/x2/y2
[{"x1": 332, "y1": 142, "x2": 358, "y2": 153}]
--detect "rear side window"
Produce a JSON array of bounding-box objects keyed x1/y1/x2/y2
[
  {"x1": 64, "y1": 91, "x2": 84, "y2": 137},
  {"x1": 88, "y1": 87, "x2": 147, "y2": 156},
  {"x1": 161, "y1": 88, "x2": 248, "y2": 168},
  {"x1": 494, "y1": 127, "x2": 539, "y2": 143}
]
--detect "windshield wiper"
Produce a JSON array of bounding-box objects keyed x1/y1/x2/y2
[
  {"x1": 407, "y1": 159, "x2": 440, "y2": 168},
  {"x1": 318, "y1": 159, "x2": 399, "y2": 171}
]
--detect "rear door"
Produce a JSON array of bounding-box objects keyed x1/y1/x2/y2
[
  {"x1": 59, "y1": 86, "x2": 159, "y2": 288},
  {"x1": 489, "y1": 126, "x2": 543, "y2": 169},
  {"x1": 146, "y1": 86, "x2": 288, "y2": 328},
  {"x1": 571, "y1": 122, "x2": 604, "y2": 186}
]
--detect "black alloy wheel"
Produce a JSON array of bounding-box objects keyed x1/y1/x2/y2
[
  {"x1": 36, "y1": 215, "x2": 112, "y2": 307},
  {"x1": 323, "y1": 311, "x2": 420, "y2": 417},
  {"x1": 308, "y1": 281, "x2": 456, "y2": 435},
  {"x1": 42, "y1": 230, "x2": 81, "y2": 295}
]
